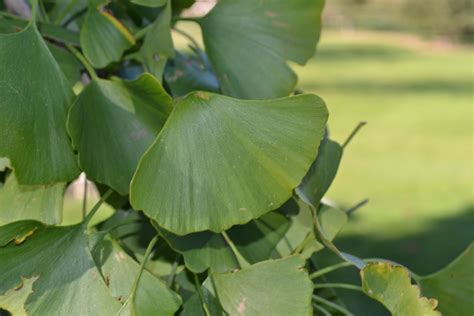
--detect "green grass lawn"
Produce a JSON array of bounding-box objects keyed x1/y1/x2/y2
[{"x1": 295, "y1": 31, "x2": 473, "y2": 274}]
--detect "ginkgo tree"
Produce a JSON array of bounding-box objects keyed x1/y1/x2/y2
[{"x1": 0, "y1": 0, "x2": 472, "y2": 315}]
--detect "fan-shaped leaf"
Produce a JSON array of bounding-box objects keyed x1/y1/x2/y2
[
  {"x1": 67, "y1": 73, "x2": 172, "y2": 195},
  {"x1": 132, "y1": 0, "x2": 167, "y2": 7},
  {"x1": 0, "y1": 221, "x2": 121, "y2": 315},
  {"x1": 0, "y1": 23, "x2": 79, "y2": 184},
  {"x1": 418, "y1": 243, "x2": 474, "y2": 316},
  {"x1": 361, "y1": 262, "x2": 440, "y2": 316},
  {"x1": 199, "y1": 0, "x2": 325, "y2": 99},
  {"x1": 0, "y1": 172, "x2": 65, "y2": 225},
  {"x1": 92, "y1": 235, "x2": 182, "y2": 316},
  {"x1": 213, "y1": 256, "x2": 313, "y2": 316},
  {"x1": 81, "y1": 8, "x2": 135, "y2": 68},
  {"x1": 130, "y1": 92, "x2": 328, "y2": 234}
]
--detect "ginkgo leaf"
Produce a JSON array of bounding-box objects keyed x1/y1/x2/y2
[
  {"x1": 418, "y1": 243, "x2": 474, "y2": 316},
  {"x1": 0, "y1": 221, "x2": 121, "y2": 315},
  {"x1": 130, "y1": 92, "x2": 328, "y2": 234},
  {"x1": 275, "y1": 201, "x2": 347, "y2": 258},
  {"x1": 199, "y1": 0, "x2": 325, "y2": 99},
  {"x1": 67, "y1": 73, "x2": 172, "y2": 195},
  {"x1": 361, "y1": 262, "x2": 441, "y2": 316},
  {"x1": 0, "y1": 23, "x2": 80, "y2": 184},
  {"x1": 160, "y1": 212, "x2": 289, "y2": 273},
  {"x1": 0, "y1": 276, "x2": 38, "y2": 316},
  {"x1": 297, "y1": 137, "x2": 343, "y2": 207},
  {"x1": 137, "y1": 0, "x2": 174, "y2": 78},
  {"x1": 91, "y1": 235, "x2": 182, "y2": 316},
  {"x1": 81, "y1": 8, "x2": 135, "y2": 68},
  {"x1": 0, "y1": 172, "x2": 65, "y2": 225},
  {"x1": 213, "y1": 256, "x2": 313, "y2": 316},
  {"x1": 0, "y1": 220, "x2": 44, "y2": 247}
]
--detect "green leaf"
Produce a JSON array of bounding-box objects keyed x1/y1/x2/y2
[
  {"x1": 92, "y1": 235, "x2": 182, "y2": 316},
  {"x1": 81, "y1": 8, "x2": 135, "y2": 68},
  {"x1": 164, "y1": 51, "x2": 220, "y2": 97},
  {"x1": 67, "y1": 73, "x2": 172, "y2": 195},
  {"x1": 47, "y1": 43, "x2": 82, "y2": 87},
  {"x1": 137, "y1": 0, "x2": 174, "y2": 78},
  {"x1": 297, "y1": 138, "x2": 343, "y2": 207},
  {"x1": 0, "y1": 221, "x2": 121, "y2": 315},
  {"x1": 181, "y1": 281, "x2": 223, "y2": 316},
  {"x1": 131, "y1": 0, "x2": 167, "y2": 7},
  {"x1": 0, "y1": 172, "x2": 65, "y2": 225},
  {"x1": 418, "y1": 243, "x2": 474, "y2": 316},
  {"x1": 160, "y1": 212, "x2": 289, "y2": 273},
  {"x1": 213, "y1": 256, "x2": 313, "y2": 316},
  {"x1": 199, "y1": 0, "x2": 325, "y2": 99},
  {"x1": 0, "y1": 220, "x2": 44, "y2": 247},
  {"x1": 0, "y1": 276, "x2": 37, "y2": 315},
  {"x1": 131, "y1": 92, "x2": 327, "y2": 234},
  {"x1": 275, "y1": 201, "x2": 347, "y2": 258},
  {"x1": 0, "y1": 23, "x2": 80, "y2": 184},
  {"x1": 361, "y1": 262, "x2": 441, "y2": 316}
]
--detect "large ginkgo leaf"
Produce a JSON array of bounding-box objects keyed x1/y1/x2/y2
[
  {"x1": 92, "y1": 235, "x2": 182, "y2": 316},
  {"x1": 0, "y1": 23, "x2": 79, "y2": 184},
  {"x1": 67, "y1": 73, "x2": 172, "y2": 195},
  {"x1": 361, "y1": 262, "x2": 440, "y2": 316},
  {"x1": 81, "y1": 7, "x2": 135, "y2": 68},
  {"x1": 0, "y1": 172, "x2": 65, "y2": 225},
  {"x1": 418, "y1": 243, "x2": 474, "y2": 316},
  {"x1": 130, "y1": 92, "x2": 328, "y2": 234},
  {"x1": 199, "y1": 0, "x2": 325, "y2": 99},
  {"x1": 213, "y1": 256, "x2": 313, "y2": 316},
  {"x1": 0, "y1": 221, "x2": 121, "y2": 315}
]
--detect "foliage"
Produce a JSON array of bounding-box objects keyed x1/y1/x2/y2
[{"x1": 0, "y1": 0, "x2": 471, "y2": 315}]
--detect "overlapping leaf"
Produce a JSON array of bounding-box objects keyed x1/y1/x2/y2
[
  {"x1": 91, "y1": 235, "x2": 182, "y2": 316},
  {"x1": 130, "y1": 92, "x2": 328, "y2": 234},
  {"x1": 199, "y1": 0, "x2": 325, "y2": 99},
  {"x1": 0, "y1": 172, "x2": 65, "y2": 225},
  {"x1": 418, "y1": 243, "x2": 474, "y2": 316},
  {"x1": 160, "y1": 212, "x2": 289, "y2": 273},
  {"x1": 361, "y1": 262, "x2": 440, "y2": 316},
  {"x1": 0, "y1": 23, "x2": 79, "y2": 184},
  {"x1": 81, "y1": 7, "x2": 135, "y2": 68},
  {"x1": 68, "y1": 73, "x2": 172, "y2": 195},
  {"x1": 213, "y1": 256, "x2": 313, "y2": 316},
  {"x1": 297, "y1": 137, "x2": 343, "y2": 207},
  {"x1": 0, "y1": 221, "x2": 121, "y2": 315}
]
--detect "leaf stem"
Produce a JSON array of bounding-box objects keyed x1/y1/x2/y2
[
  {"x1": 194, "y1": 274, "x2": 211, "y2": 316},
  {"x1": 314, "y1": 283, "x2": 363, "y2": 292},
  {"x1": 30, "y1": 0, "x2": 39, "y2": 24},
  {"x1": 83, "y1": 189, "x2": 113, "y2": 225},
  {"x1": 309, "y1": 262, "x2": 354, "y2": 280},
  {"x1": 81, "y1": 175, "x2": 88, "y2": 220},
  {"x1": 167, "y1": 254, "x2": 180, "y2": 287},
  {"x1": 134, "y1": 24, "x2": 152, "y2": 41},
  {"x1": 312, "y1": 295, "x2": 354, "y2": 315},
  {"x1": 173, "y1": 27, "x2": 201, "y2": 50},
  {"x1": 312, "y1": 302, "x2": 332, "y2": 316},
  {"x1": 65, "y1": 43, "x2": 98, "y2": 80},
  {"x1": 221, "y1": 231, "x2": 251, "y2": 268},
  {"x1": 342, "y1": 121, "x2": 366, "y2": 149},
  {"x1": 130, "y1": 235, "x2": 159, "y2": 300}
]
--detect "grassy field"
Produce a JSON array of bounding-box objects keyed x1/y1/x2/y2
[{"x1": 295, "y1": 31, "x2": 473, "y2": 274}]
